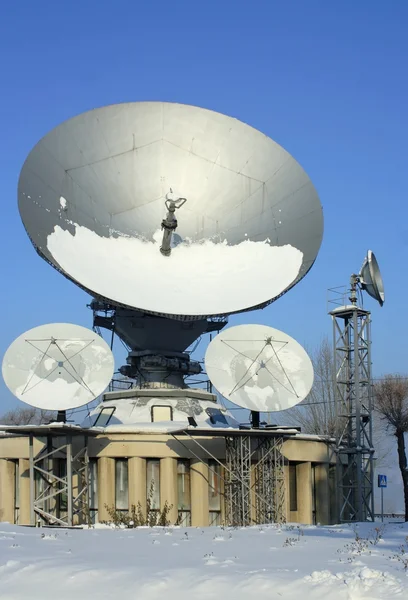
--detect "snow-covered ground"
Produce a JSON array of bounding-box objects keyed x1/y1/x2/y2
[{"x1": 0, "y1": 521, "x2": 407, "y2": 599}]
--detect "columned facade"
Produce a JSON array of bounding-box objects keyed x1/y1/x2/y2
[{"x1": 0, "y1": 432, "x2": 336, "y2": 527}]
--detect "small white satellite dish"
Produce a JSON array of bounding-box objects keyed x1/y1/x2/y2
[
  {"x1": 2, "y1": 323, "x2": 115, "y2": 411},
  {"x1": 205, "y1": 324, "x2": 314, "y2": 412},
  {"x1": 359, "y1": 250, "x2": 385, "y2": 307}
]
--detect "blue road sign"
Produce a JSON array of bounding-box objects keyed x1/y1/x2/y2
[{"x1": 378, "y1": 474, "x2": 387, "y2": 488}]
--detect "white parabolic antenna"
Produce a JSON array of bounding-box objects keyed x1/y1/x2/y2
[
  {"x1": 2, "y1": 323, "x2": 115, "y2": 411},
  {"x1": 18, "y1": 101, "x2": 323, "y2": 319},
  {"x1": 359, "y1": 250, "x2": 385, "y2": 307},
  {"x1": 205, "y1": 324, "x2": 314, "y2": 412}
]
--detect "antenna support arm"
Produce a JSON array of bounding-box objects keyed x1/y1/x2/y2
[
  {"x1": 160, "y1": 192, "x2": 187, "y2": 256},
  {"x1": 349, "y1": 273, "x2": 359, "y2": 304}
]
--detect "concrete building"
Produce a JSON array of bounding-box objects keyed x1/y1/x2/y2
[{"x1": 0, "y1": 389, "x2": 336, "y2": 527}]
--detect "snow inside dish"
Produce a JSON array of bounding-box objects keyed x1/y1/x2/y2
[{"x1": 46, "y1": 224, "x2": 303, "y2": 316}]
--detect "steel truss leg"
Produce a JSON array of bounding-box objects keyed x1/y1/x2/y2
[
  {"x1": 254, "y1": 436, "x2": 286, "y2": 524},
  {"x1": 225, "y1": 434, "x2": 286, "y2": 526},
  {"x1": 225, "y1": 436, "x2": 252, "y2": 526},
  {"x1": 28, "y1": 434, "x2": 90, "y2": 526},
  {"x1": 170, "y1": 432, "x2": 286, "y2": 527}
]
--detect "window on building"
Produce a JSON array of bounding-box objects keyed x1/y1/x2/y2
[
  {"x1": 14, "y1": 461, "x2": 19, "y2": 524},
  {"x1": 115, "y1": 459, "x2": 129, "y2": 511},
  {"x1": 89, "y1": 459, "x2": 98, "y2": 524},
  {"x1": 289, "y1": 464, "x2": 298, "y2": 512},
  {"x1": 177, "y1": 460, "x2": 191, "y2": 526},
  {"x1": 209, "y1": 511, "x2": 221, "y2": 526},
  {"x1": 146, "y1": 459, "x2": 160, "y2": 511},
  {"x1": 151, "y1": 405, "x2": 173, "y2": 422},
  {"x1": 208, "y1": 459, "x2": 222, "y2": 525},
  {"x1": 57, "y1": 459, "x2": 67, "y2": 518},
  {"x1": 93, "y1": 407, "x2": 116, "y2": 427},
  {"x1": 34, "y1": 459, "x2": 46, "y2": 512},
  {"x1": 328, "y1": 464, "x2": 336, "y2": 523}
]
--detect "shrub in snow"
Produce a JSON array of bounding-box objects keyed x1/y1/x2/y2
[{"x1": 102, "y1": 482, "x2": 178, "y2": 528}]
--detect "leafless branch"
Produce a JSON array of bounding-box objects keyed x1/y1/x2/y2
[
  {"x1": 285, "y1": 337, "x2": 338, "y2": 436},
  {"x1": 0, "y1": 406, "x2": 56, "y2": 426}
]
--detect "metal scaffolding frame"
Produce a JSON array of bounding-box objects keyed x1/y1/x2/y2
[
  {"x1": 172, "y1": 428, "x2": 288, "y2": 526},
  {"x1": 0, "y1": 425, "x2": 94, "y2": 527},
  {"x1": 28, "y1": 432, "x2": 91, "y2": 527},
  {"x1": 254, "y1": 435, "x2": 286, "y2": 525},
  {"x1": 330, "y1": 305, "x2": 374, "y2": 522},
  {"x1": 225, "y1": 435, "x2": 252, "y2": 525},
  {"x1": 225, "y1": 434, "x2": 286, "y2": 526}
]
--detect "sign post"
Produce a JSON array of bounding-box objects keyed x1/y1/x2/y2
[{"x1": 378, "y1": 474, "x2": 387, "y2": 522}]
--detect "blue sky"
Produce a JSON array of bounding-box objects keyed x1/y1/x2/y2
[{"x1": 0, "y1": 1, "x2": 407, "y2": 415}]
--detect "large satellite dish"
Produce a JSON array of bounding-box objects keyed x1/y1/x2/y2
[
  {"x1": 18, "y1": 102, "x2": 323, "y2": 320},
  {"x1": 359, "y1": 250, "x2": 385, "y2": 307},
  {"x1": 205, "y1": 324, "x2": 314, "y2": 412},
  {"x1": 2, "y1": 323, "x2": 115, "y2": 411}
]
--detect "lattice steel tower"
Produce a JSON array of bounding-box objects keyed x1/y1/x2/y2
[
  {"x1": 330, "y1": 300, "x2": 374, "y2": 522},
  {"x1": 329, "y1": 251, "x2": 384, "y2": 522}
]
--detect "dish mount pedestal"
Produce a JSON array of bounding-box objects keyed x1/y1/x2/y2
[{"x1": 90, "y1": 300, "x2": 227, "y2": 388}]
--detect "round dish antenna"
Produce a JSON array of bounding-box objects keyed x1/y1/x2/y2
[
  {"x1": 2, "y1": 323, "x2": 115, "y2": 411},
  {"x1": 347, "y1": 250, "x2": 385, "y2": 307},
  {"x1": 205, "y1": 324, "x2": 314, "y2": 412},
  {"x1": 18, "y1": 101, "x2": 323, "y2": 320},
  {"x1": 358, "y1": 250, "x2": 385, "y2": 307}
]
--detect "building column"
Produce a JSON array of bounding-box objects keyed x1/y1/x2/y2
[
  {"x1": 250, "y1": 464, "x2": 257, "y2": 524},
  {"x1": 297, "y1": 462, "x2": 313, "y2": 524},
  {"x1": 190, "y1": 459, "x2": 209, "y2": 527},
  {"x1": 284, "y1": 464, "x2": 290, "y2": 521},
  {"x1": 314, "y1": 464, "x2": 330, "y2": 525},
  {"x1": 160, "y1": 457, "x2": 178, "y2": 524},
  {"x1": 97, "y1": 457, "x2": 115, "y2": 522},
  {"x1": 220, "y1": 465, "x2": 226, "y2": 525},
  {"x1": 128, "y1": 457, "x2": 146, "y2": 516},
  {"x1": 0, "y1": 459, "x2": 15, "y2": 523},
  {"x1": 328, "y1": 465, "x2": 336, "y2": 524},
  {"x1": 19, "y1": 459, "x2": 31, "y2": 525}
]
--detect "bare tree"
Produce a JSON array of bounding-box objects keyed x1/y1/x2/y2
[
  {"x1": 0, "y1": 406, "x2": 56, "y2": 426},
  {"x1": 285, "y1": 337, "x2": 337, "y2": 436},
  {"x1": 374, "y1": 375, "x2": 408, "y2": 521}
]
